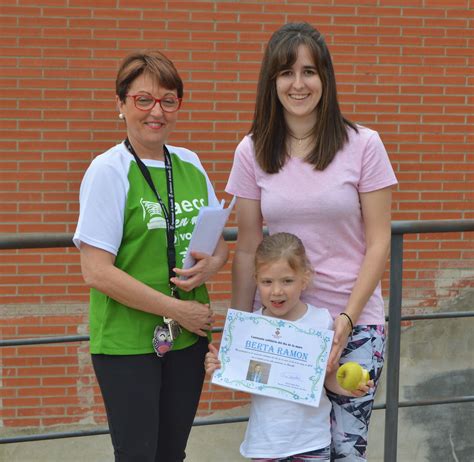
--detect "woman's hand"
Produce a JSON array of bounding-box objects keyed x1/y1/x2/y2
[
  {"x1": 172, "y1": 300, "x2": 215, "y2": 337},
  {"x1": 327, "y1": 314, "x2": 352, "y2": 372},
  {"x1": 204, "y1": 343, "x2": 221, "y2": 376},
  {"x1": 171, "y1": 251, "x2": 223, "y2": 292},
  {"x1": 324, "y1": 365, "x2": 374, "y2": 397},
  {"x1": 171, "y1": 238, "x2": 228, "y2": 292},
  {"x1": 348, "y1": 379, "x2": 375, "y2": 398}
]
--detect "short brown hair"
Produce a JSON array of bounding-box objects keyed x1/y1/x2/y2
[
  {"x1": 115, "y1": 50, "x2": 183, "y2": 102},
  {"x1": 255, "y1": 232, "x2": 313, "y2": 275}
]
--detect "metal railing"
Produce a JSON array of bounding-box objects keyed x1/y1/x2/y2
[
  {"x1": 1, "y1": 220, "x2": 474, "y2": 461},
  {"x1": 383, "y1": 220, "x2": 474, "y2": 461}
]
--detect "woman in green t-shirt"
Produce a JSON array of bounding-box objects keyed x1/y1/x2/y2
[{"x1": 74, "y1": 50, "x2": 228, "y2": 461}]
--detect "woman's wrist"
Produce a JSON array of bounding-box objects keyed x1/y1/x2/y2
[
  {"x1": 212, "y1": 253, "x2": 227, "y2": 271},
  {"x1": 339, "y1": 312, "x2": 354, "y2": 335},
  {"x1": 157, "y1": 293, "x2": 182, "y2": 320}
]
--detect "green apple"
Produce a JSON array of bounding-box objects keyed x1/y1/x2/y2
[{"x1": 336, "y1": 362, "x2": 370, "y2": 391}]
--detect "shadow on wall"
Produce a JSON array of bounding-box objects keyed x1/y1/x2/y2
[
  {"x1": 401, "y1": 289, "x2": 474, "y2": 461},
  {"x1": 405, "y1": 370, "x2": 474, "y2": 461}
]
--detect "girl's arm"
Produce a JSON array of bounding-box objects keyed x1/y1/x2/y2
[
  {"x1": 80, "y1": 243, "x2": 214, "y2": 337},
  {"x1": 231, "y1": 197, "x2": 264, "y2": 311},
  {"x1": 328, "y1": 186, "x2": 393, "y2": 371},
  {"x1": 171, "y1": 236, "x2": 229, "y2": 291}
]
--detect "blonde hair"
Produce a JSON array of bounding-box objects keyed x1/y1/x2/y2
[{"x1": 255, "y1": 232, "x2": 313, "y2": 275}]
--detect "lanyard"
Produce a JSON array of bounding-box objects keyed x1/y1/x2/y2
[{"x1": 124, "y1": 138, "x2": 178, "y2": 296}]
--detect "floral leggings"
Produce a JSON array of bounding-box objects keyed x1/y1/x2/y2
[{"x1": 327, "y1": 325, "x2": 385, "y2": 461}]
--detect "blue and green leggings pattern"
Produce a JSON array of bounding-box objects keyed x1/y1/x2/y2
[{"x1": 327, "y1": 325, "x2": 385, "y2": 461}]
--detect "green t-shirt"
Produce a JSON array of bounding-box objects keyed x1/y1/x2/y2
[{"x1": 74, "y1": 143, "x2": 219, "y2": 354}]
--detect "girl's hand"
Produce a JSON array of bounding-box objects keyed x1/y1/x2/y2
[
  {"x1": 204, "y1": 343, "x2": 221, "y2": 376},
  {"x1": 171, "y1": 251, "x2": 224, "y2": 292},
  {"x1": 327, "y1": 314, "x2": 353, "y2": 372},
  {"x1": 173, "y1": 300, "x2": 215, "y2": 337}
]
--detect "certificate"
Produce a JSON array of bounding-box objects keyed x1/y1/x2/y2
[{"x1": 212, "y1": 309, "x2": 334, "y2": 407}]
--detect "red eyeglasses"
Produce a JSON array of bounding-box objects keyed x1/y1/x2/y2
[{"x1": 126, "y1": 94, "x2": 182, "y2": 113}]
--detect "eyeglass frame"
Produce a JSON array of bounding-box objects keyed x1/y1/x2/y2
[{"x1": 125, "y1": 94, "x2": 182, "y2": 113}]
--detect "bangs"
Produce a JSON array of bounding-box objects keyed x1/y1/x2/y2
[
  {"x1": 273, "y1": 38, "x2": 300, "y2": 72},
  {"x1": 144, "y1": 62, "x2": 182, "y2": 97},
  {"x1": 271, "y1": 35, "x2": 321, "y2": 77},
  {"x1": 116, "y1": 51, "x2": 183, "y2": 100}
]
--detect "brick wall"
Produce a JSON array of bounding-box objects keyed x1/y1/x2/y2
[{"x1": 1, "y1": 1, "x2": 472, "y2": 431}]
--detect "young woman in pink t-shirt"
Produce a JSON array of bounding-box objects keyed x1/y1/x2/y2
[{"x1": 226, "y1": 22, "x2": 397, "y2": 461}]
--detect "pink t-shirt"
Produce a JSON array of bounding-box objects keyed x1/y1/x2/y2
[{"x1": 225, "y1": 125, "x2": 398, "y2": 325}]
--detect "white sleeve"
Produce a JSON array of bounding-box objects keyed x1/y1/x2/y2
[
  {"x1": 187, "y1": 149, "x2": 220, "y2": 208},
  {"x1": 205, "y1": 172, "x2": 220, "y2": 208},
  {"x1": 166, "y1": 144, "x2": 220, "y2": 208},
  {"x1": 73, "y1": 156, "x2": 129, "y2": 255}
]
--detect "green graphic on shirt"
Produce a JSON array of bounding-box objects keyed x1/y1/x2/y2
[{"x1": 140, "y1": 198, "x2": 166, "y2": 229}]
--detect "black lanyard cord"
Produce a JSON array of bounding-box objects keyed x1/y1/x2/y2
[{"x1": 124, "y1": 138, "x2": 178, "y2": 295}]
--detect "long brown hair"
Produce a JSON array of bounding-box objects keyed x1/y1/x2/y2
[{"x1": 250, "y1": 22, "x2": 357, "y2": 173}]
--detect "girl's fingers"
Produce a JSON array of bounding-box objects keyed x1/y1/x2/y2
[{"x1": 208, "y1": 343, "x2": 219, "y2": 354}]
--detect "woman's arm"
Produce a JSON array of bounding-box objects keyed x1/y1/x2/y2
[
  {"x1": 324, "y1": 369, "x2": 374, "y2": 397},
  {"x1": 231, "y1": 197, "x2": 264, "y2": 311},
  {"x1": 80, "y1": 243, "x2": 213, "y2": 337},
  {"x1": 328, "y1": 186, "x2": 393, "y2": 370},
  {"x1": 171, "y1": 237, "x2": 229, "y2": 291}
]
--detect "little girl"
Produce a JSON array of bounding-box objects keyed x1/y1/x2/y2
[{"x1": 205, "y1": 232, "x2": 373, "y2": 461}]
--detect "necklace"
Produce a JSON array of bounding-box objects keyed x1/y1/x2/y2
[{"x1": 288, "y1": 129, "x2": 313, "y2": 146}]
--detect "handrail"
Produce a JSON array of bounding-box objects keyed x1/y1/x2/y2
[
  {"x1": 2, "y1": 310, "x2": 473, "y2": 347},
  {"x1": 1, "y1": 219, "x2": 473, "y2": 458},
  {"x1": 1, "y1": 220, "x2": 471, "y2": 250},
  {"x1": 383, "y1": 219, "x2": 473, "y2": 462},
  {"x1": 391, "y1": 219, "x2": 474, "y2": 234},
  {"x1": 0, "y1": 228, "x2": 238, "y2": 250},
  {"x1": 4, "y1": 394, "x2": 474, "y2": 445}
]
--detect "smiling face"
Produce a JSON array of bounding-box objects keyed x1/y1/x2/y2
[
  {"x1": 256, "y1": 258, "x2": 310, "y2": 321},
  {"x1": 117, "y1": 73, "x2": 179, "y2": 160},
  {"x1": 275, "y1": 44, "x2": 322, "y2": 126}
]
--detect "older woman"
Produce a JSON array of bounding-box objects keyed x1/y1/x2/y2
[{"x1": 74, "y1": 50, "x2": 228, "y2": 461}]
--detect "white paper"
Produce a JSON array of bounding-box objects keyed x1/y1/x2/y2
[
  {"x1": 212, "y1": 309, "x2": 334, "y2": 407},
  {"x1": 181, "y1": 196, "x2": 236, "y2": 270}
]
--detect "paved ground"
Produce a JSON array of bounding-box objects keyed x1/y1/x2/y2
[
  {"x1": 0, "y1": 404, "x2": 429, "y2": 462},
  {"x1": 0, "y1": 407, "x2": 248, "y2": 462}
]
